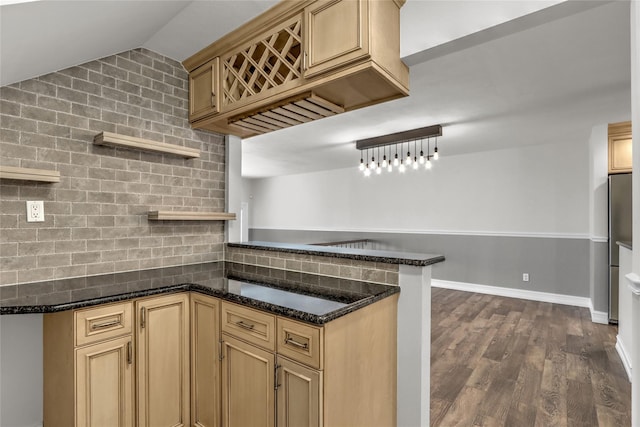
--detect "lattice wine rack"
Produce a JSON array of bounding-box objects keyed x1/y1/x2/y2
[{"x1": 222, "y1": 16, "x2": 303, "y2": 108}]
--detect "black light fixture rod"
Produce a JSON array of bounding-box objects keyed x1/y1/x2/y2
[{"x1": 356, "y1": 125, "x2": 442, "y2": 150}]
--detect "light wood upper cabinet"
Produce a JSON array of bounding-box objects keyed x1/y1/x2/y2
[
  {"x1": 221, "y1": 334, "x2": 276, "y2": 427},
  {"x1": 76, "y1": 336, "x2": 134, "y2": 427},
  {"x1": 189, "y1": 58, "x2": 219, "y2": 122},
  {"x1": 183, "y1": 0, "x2": 408, "y2": 138},
  {"x1": 137, "y1": 293, "x2": 190, "y2": 427},
  {"x1": 609, "y1": 121, "x2": 632, "y2": 174},
  {"x1": 304, "y1": 0, "x2": 369, "y2": 78},
  {"x1": 191, "y1": 294, "x2": 221, "y2": 427}
]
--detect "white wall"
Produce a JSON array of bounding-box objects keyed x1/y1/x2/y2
[
  {"x1": 247, "y1": 140, "x2": 589, "y2": 236},
  {"x1": 588, "y1": 124, "x2": 609, "y2": 240}
]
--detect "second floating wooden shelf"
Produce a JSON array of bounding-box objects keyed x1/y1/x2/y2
[
  {"x1": 94, "y1": 132, "x2": 200, "y2": 158},
  {"x1": 148, "y1": 211, "x2": 236, "y2": 221}
]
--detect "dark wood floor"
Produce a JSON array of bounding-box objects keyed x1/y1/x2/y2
[{"x1": 430, "y1": 288, "x2": 631, "y2": 427}]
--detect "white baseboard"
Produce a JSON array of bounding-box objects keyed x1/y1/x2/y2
[
  {"x1": 589, "y1": 309, "x2": 609, "y2": 324},
  {"x1": 432, "y1": 279, "x2": 592, "y2": 308},
  {"x1": 587, "y1": 300, "x2": 610, "y2": 325},
  {"x1": 616, "y1": 336, "x2": 633, "y2": 382}
]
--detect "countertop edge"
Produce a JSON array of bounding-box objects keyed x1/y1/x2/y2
[
  {"x1": 1, "y1": 282, "x2": 400, "y2": 325},
  {"x1": 227, "y1": 241, "x2": 445, "y2": 266}
]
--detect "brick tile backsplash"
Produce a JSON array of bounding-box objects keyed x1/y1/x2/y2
[
  {"x1": 225, "y1": 246, "x2": 399, "y2": 286},
  {"x1": 0, "y1": 48, "x2": 226, "y2": 286}
]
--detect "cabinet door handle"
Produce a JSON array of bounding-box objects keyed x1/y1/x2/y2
[
  {"x1": 285, "y1": 336, "x2": 308, "y2": 350},
  {"x1": 274, "y1": 364, "x2": 281, "y2": 391},
  {"x1": 91, "y1": 319, "x2": 119, "y2": 330},
  {"x1": 140, "y1": 307, "x2": 146, "y2": 329},
  {"x1": 211, "y1": 92, "x2": 216, "y2": 106},
  {"x1": 127, "y1": 341, "x2": 132, "y2": 365},
  {"x1": 303, "y1": 51, "x2": 308, "y2": 71},
  {"x1": 235, "y1": 320, "x2": 255, "y2": 330},
  {"x1": 219, "y1": 339, "x2": 224, "y2": 361}
]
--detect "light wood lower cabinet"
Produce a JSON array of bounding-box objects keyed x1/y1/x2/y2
[
  {"x1": 45, "y1": 291, "x2": 397, "y2": 427},
  {"x1": 276, "y1": 356, "x2": 322, "y2": 427},
  {"x1": 44, "y1": 301, "x2": 135, "y2": 427},
  {"x1": 221, "y1": 333, "x2": 276, "y2": 427},
  {"x1": 44, "y1": 294, "x2": 190, "y2": 427},
  {"x1": 136, "y1": 293, "x2": 190, "y2": 427},
  {"x1": 191, "y1": 293, "x2": 221, "y2": 427},
  {"x1": 76, "y1": 336, "x2": 134, "y2": 427}
]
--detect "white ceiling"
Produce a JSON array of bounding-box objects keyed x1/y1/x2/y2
[{"x1": 0, "y1": 0, "x2": 632, "y2": 178}]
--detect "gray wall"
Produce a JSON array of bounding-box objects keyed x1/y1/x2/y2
[
  {"x1": 250, "y1": 228, "x2": 591, "y2": 298},
  {"x1": 0, "y1": 314, "x2": 43, "y2": 427},
  {"x1": 590, "y1": 240, "x2": 609, "y2": 312},
  {"x1": 0, "y1": 48, "x2": 225, "y2": 287}
]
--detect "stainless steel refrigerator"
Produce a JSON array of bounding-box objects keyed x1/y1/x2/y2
[{"x1": 608, "y1": 173, "x2": 632, "y2": 323}]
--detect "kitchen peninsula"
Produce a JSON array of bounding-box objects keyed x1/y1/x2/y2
[{"x1": 0, "y1": 243, "x2": 444, "y2": 427}]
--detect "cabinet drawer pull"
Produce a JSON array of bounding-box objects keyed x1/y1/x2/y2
[
  {"x1": 236, "y1": 320, "x2": 255, "y2": 330},
  {"x1": 90, "y1": 319, "x2": 120, "y2": 330},
  {"x1": 285, "y1": 337, "x2": 308, "y2": 350}
]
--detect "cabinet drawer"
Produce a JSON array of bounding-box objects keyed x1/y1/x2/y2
[
  {"x1": 75, "y1": 302, "x2": 133, "y2": 347},
  {"x1": 221, "y1": 302, "x2": 276, "y2": 351},
  {"x1": 277, "y1": 318, "x2": 322, "y2": 369}
]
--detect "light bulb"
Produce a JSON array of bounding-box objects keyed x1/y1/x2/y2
[
  {"x1": 359, "y1": 158, "x2": 365, "y2": 171},
  {"x1": 434, "y1": 148, "x2": 439, "y2": 160},
  {"x1": 387, "y1": 164, "x2": 393, "y2": 172},
  {"x1": 393, "y1": 154, "x2": 399, "y2": 166},
  {"x1": 419, "y1": 151, "x2": 425, "y2": 164},
  {"x1": 399, "y1": 161, "x2": 406, "y2": 173},
  {"x1": 376, "y1": 164, "x2": 382, "y2": 174},
  {"x1": 364, "y1": 167, "x2": 371, "y2": 177},
  {"x1": 425, "y1": 159, "x2": 432, "y2": 169},
  {"x1": 382, "y1": 155, "x2": 388, "y2": 168},
  {"x1": 413, "y1": 160, "x2": 419, "y2": 170},
  {"x1": 370, "y1": 157, "x2": 376, "y2": 169},
  {"x1": 406, "y1": 152, "x2": 412, "y2": 165}
]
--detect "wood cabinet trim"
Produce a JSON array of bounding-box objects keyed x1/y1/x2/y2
[{"x1": 183, "y1": 1, "x2": 312, "y2": 72}]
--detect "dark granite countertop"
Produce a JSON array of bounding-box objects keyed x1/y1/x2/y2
[
  {"x1": 617, "y1": 241, "x2": 632, "y2": 251},
  {"x1": 0, "y1": 262, "x2": 398, "y2": 325},
  {"x1": 228, "y1": 241, "x2": 445, "y2": 266}
]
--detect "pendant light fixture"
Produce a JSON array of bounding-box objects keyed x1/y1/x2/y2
[{"x1": 355, "y1": 125, "x2": 442, "y2": 177}]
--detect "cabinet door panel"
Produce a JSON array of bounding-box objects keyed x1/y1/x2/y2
[
  {"x1": 221, "y1": 334, "x2": 275, "y2": 427},
  {"x1": 276, "y1": 357, "x2": 322, "y2": 427},
  {"x1": 191, "y1": 293, "x2": 221, "y2": 427},
  {"x1": 137, "y1": 293, "x2": 190, "y2": 427},
  {"x1": 189, "y1": 58, "x2": 218, "y2": 121},
  {"x1": 304, "y1": 0, "x2": 369, "y2": 78},
  {"x1": 76, "y1": 336, "x2": 134, "y2": 427}
]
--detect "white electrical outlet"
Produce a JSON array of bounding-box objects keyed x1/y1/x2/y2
[
  {"x1": 26, "y1": 201, "x2": 44, "y2": 222},
  {"x1": 522, "y1": 273, "x2": 529, "y2": 282}
]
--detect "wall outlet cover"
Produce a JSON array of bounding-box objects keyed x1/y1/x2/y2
[{"x1": 26, "y1": 201, "x2": 44, "y2": 222}]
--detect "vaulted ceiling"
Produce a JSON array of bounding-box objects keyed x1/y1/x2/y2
[{"x1": 0, "y1": 0, "x2": 631, "y2": 177}]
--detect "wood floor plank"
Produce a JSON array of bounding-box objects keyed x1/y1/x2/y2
[
  {"x1": 438, "y1": 386, "x2": 485, "y2": 426},
  {"x1": 430, "y1": 289, "x2": 630, "y2": 427}
]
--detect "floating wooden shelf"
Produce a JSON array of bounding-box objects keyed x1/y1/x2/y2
[
  {"x1": 0, "y1": 165, "x2": 60, "y2": 183},
  {"x1": 94, "y1": 132, "x2": 201, "y2": 159},
  {"x1": 148, "y1": 211, "x2": 236, "y2": 221},
  {"x1": 228, "y1": 92, "x2": 344, "y2": 136}
]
